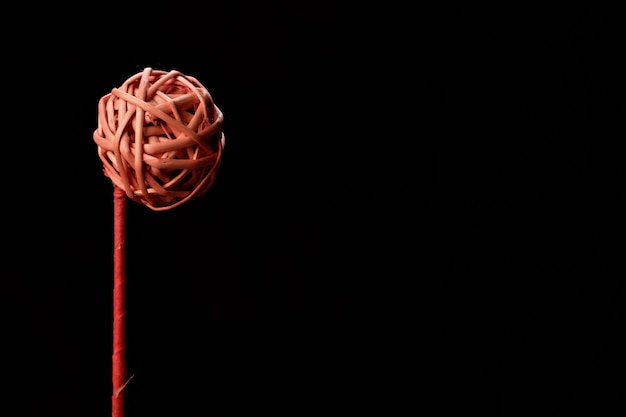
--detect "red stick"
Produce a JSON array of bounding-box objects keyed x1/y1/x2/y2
[{"x1": 112, "y1": 186, "x2": 129, "y2": 417}]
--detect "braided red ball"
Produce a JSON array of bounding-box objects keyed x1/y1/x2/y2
[{"x1": 93, "y1": 67, "x2": 225, "y2": 211}]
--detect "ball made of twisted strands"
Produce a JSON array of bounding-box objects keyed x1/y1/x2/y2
[{"x1": 93, "y1": 67, "x2": 225, "y2": 211}]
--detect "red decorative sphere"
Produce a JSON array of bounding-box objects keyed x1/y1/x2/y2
[{"x1": 93, "y1": 67, "x2": 225, "y2": 210}]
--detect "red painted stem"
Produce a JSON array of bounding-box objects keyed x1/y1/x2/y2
[{"x1": 112, "y1": 186, "x2": 129, "y2": 417}]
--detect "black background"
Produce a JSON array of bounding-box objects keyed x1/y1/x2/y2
[{"x1": 6, "y1": 2, "x2": 626, "y2": 416}]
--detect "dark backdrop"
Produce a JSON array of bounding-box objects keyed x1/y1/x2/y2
[{"x1": 5, "y1": 2, "x2": 626, "y2": 416}]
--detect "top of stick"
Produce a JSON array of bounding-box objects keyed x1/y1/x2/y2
[{"x1": 93, "y1": 67, "x2": 225, "y2": 211}]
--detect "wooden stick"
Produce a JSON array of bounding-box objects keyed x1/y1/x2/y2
[{"x1": 112, "y1": 185, "x2": 130, "y2": 417}]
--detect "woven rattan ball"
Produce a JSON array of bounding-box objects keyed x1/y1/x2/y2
[{"x1": 93, "y1": 67, "x2": 225, "y2": 211}]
